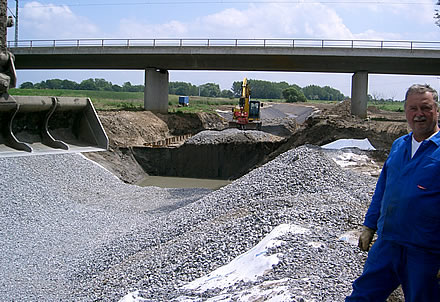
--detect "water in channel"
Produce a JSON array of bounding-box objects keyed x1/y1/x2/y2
[{"x1": 137, "y1": 175, "x2": 231, "y2": 190}]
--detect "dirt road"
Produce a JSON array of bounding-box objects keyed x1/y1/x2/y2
[
  {"x1": 216, "y1": 102, "x2": 316, "y2": 124},
  {"x1": 263, "y1": 103, "x2": 317, "y2": 123}
]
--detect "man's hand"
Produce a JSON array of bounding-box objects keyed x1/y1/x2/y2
[{"x1": 358, "y1": 226, "x2": 375, "y2": 251}]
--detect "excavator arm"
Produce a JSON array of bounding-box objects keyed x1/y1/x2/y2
[{"x1": 230, "y1": 77, "x2": 262, "y2": 130}]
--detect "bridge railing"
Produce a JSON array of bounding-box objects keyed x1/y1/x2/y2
[{"x1": 7, "y1": 38, "x2": 440, "y2": 50}]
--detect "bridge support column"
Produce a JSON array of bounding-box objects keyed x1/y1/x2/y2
[
  {"x1": 144, "y1": 68, "x2": 169, "y2": 113},
  {"x1": 351, "y1": 71, "x2": 368, "y2": 118}
]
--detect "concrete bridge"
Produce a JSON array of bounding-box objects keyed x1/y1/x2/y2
[{"x1": 9, "y1": 38, "x2": 440, "y2": 117}]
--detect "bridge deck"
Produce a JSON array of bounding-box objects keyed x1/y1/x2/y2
[{"x1": 9, "y1": 38, "x2": 440, "y2": 75}]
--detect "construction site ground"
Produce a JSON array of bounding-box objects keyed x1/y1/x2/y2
[
  {"x1": 3, "y1": 100, "x2": 410, "y2": 301},
  {"x1": 84, "y1": 100, "x2": 408, "y2": 184}
]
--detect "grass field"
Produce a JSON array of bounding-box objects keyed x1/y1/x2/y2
[
  {"x1": 9, "y1": 89, "x2": 404, "y2": 112},
  {"x1": 368, "y1": 100, "x2": 404, "y2": 112}
]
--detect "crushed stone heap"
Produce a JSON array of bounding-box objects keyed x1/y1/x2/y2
[
  {"x1": 1, "y1": 145, "x2": 382, "y2": 301},
  {"x1": 185, "y1": 128, "x2": 284, "y2": 145}
]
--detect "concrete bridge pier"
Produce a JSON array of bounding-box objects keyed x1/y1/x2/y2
[
  {"x1": 351, "y1": 71, "x2": 369, "y2": 118},
  {"x1": 144, "y1": 68, "x2": 169, "y2": 113}
]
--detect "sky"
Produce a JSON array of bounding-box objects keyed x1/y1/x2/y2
[{"x1": 7, "y1": 0, "x2": 440, "y2": 100}]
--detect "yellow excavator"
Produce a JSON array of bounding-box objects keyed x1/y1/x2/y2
[
  {"x1": 229, "y1": 78, "x2": 262, "y2": 130},
  {"x1": 0, "y1": 0, "x2": 108, "y2": 157}
]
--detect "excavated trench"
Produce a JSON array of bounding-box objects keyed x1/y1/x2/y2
[
  {"x1": 123, "y1": 121, "x2": 402, "y2": 183},
  {"x1": 88, "y1": 107, "x2": 408, "y2": 185},
  {"x1": 132, "y1": 140, "x2": 285, "y2": 180}
]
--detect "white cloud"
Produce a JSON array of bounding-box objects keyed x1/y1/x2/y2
[
  {"x1": 19, "y1": 2, "x2": 435, "y2": 42},
  {"x1": 352, "y1": 29, "x2": 402, "y2": 41},
  {"x1": 110, "y1": 3, "x2": 354, "y2": 39},
  {"x1": 356, "y1": 1, "x2": 436, "y2": 26},
  {"x1": 116, "y1": 19, "x2": 187, "y2": 38},
  {"x1": 191, "y1": 3, "x2": 353, "y2": 39},
  {"x1": 20, "y1": 2, "x2": 99, "y2": 39}
]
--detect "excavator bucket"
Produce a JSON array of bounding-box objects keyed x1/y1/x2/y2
[
  {"x1": 0, "y1": 0, "x2": 107, "y2": 157},
  {"x1": 0, "y1": 94, "x2": 108, "y2": 157}
]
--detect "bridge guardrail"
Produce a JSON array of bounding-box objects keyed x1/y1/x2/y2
[{"x1": 7, "y1": 38, "x2": 440, "y2": 51}]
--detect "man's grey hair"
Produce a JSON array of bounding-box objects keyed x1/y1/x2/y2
[{"x1": 404, "y1": 84, "x2": 439, "y2": 107}]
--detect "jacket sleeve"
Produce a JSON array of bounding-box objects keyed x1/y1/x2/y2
[{"x1": 363, "y1": 161, "x2": 387, "y2": 230}]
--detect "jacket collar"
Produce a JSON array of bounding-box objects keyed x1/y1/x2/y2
[
  {"x1": 430, "y1": 131, "x2": 440, "y2": 147},
  {"x1": 405, "y1": 131, "x2": 440, "y2": 147}
]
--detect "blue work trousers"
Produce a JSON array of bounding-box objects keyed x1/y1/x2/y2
[{"x1": 346, "y1": 238, "x2": 440, "y2": 302}]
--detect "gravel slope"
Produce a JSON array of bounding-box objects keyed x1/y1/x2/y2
[
  {"x1": 1, "y1": 145, "x2": 387, "y2": 301},
  {"x1": 0, "y1": 154, "x2": 210, "y2": 301}
]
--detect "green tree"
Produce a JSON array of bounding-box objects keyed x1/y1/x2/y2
[
  {"x1": 61, "y1": 79, "x2": 78, "y2": 90},
  {"x1": 79, "y1": 78, "x2": 97, "y2": 90},
  {"x1": 19, "y1": 81, "x2": 34, "y2": 89},
  {"x1": 34, "y1": 81, "x2": 47, "y2": 89},
  {"x1": 94, "y1": 78, "x2": 113, "y2": 91},
  {"x1": 283, "y1": 87, "x2": 307, "y2": 102},
  {"x1": 302, "y1": 84, "x2": 345, "y2": 101},
  {"x1": 132, "y1": 84, "x2": 144, "y2": 92},
  {"x1": 233, "y1": 79, "x2": 294, "y2": 99},
  {"x1": 322, "y1": 85, "x2": 345, "y2": 101},
  {"x1": 220, "y1": 89, "x2": 234, "y2": 98},
  {"x1": 232, "y1": 81, "x2": 242, "y2": 97},
  {"x1": 248, "y1": 79, "x2": 281, "y2": 99},
  {"x1": 121, "y1": 82, "x2": 144, "y2": 92},
  {"x1": 45, "y1": 79, "x2": 63, "y2": 89},
  {"x1": 122, "y1": 82, "x2": 136, "y2": 92},
  {"x1": 302, "y1": 85, "x2": 321, "y2": 100},
  {"x1": 199, "y1": 83, "x2": 220, "y2": 97},
  {"x1": 112, "y1": 84, "x2": 122, "y2": 92},
  {"x1": 169, "y1": 81, "x2": 198, "y2": 96}
]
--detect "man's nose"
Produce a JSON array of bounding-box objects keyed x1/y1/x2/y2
[{"x1": 415, "y1": 108, "x2": 424, "y2": 115}]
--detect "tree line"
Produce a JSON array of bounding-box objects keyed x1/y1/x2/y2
[
  {"x1": 20, "y1": 78, "x2": 144, "y2": 92},
  {"x1": 20, "y1": 78, "x2": 347, "y2": 102}
]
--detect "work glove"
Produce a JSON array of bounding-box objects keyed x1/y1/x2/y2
[{"x1": 358, "y1": 226, "x2": 375, "y2": 252}]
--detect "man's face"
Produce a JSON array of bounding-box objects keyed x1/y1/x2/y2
[{"x1": 405, "y1": 91, "x2": 440, "y2": 141}]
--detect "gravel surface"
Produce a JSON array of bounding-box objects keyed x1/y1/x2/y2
[
  {"x1": 0, "y1": 154, "x2": 211, "y2": 301},
  {"x1": 1, "y1": 145, "x2": 385, "y2": 301},
  {"x1": 185, "y1": 128, "x2": 284, "y2": 145}
]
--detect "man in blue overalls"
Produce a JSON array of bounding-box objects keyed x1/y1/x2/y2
[{"x1": 346, "y1": 84, "x2": 440, "y2": 302}]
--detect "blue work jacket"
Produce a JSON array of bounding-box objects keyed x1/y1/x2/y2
[{"x1": 364, "y1": 131, "x2": 440, "y2": 253}]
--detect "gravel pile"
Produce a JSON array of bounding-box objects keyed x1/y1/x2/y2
[
  {"x1": 1, "y1": 145, "x2": 380, "y2": 301},
  {"x1": 185, "y1": 128, "x2": 284, "y2": 145},
  {"x1": 0, "y1": 154, "x2": 210, "y2": 301}
]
